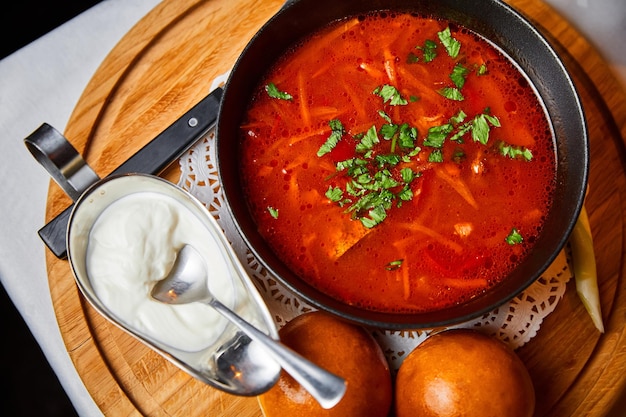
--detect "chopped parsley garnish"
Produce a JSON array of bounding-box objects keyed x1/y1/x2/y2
[
  {"x1": 386, "y1": 259, "x2": 404, "y2": 271},
  {"x1": 267, "y1": 206, "x2": 279, "y2": 219},
  {"x1": 400, "y1": 167, "x2": 417, "y2": 183},
  {"x1": 319, "y1": 118, "x2": 421, "y2": 229},
  {"x1": 325, "y1": 186, "x2": 343, "y2": 202},
  {"x1": 308, "y1": 24, "x2": 533, "y2": 238},
  {"x1": 505, "y1": 228, "x2": 524, "y2": 245},
  {"x1": 428, "y1": 149, "x2": 444, "y2": 163},
  {"x1": 450, "y1": 110, "x2": 467, "y2": 125},
  {"x1": 397, "y1": 123, "x2": 418, "y2": 149},
  {"x1": 438, "y1": 27, "x2": 461, "y2": 58},
  {"x1": 360, "y1": 205, "x2": 388, "y2": 228},
  {"x1": 397, "y1": 184, "x2": 414, "y2": 203},
  {"x1": 424, "y1": 124, "x2": 453, "y2": 147},
  {"x1": 438, "y1": 86, "x2": 464, "y2": 101},
  {"x1": 471, "y1": 113, "x2": 501, "y2": 145},
  {"x1": 423, "y1": 110, "x2": 500, "y2": 151},
  {"x1": 380, "y1": 123, "x2": 399, "y2": 140},
  {"x1": 375, "y1": 154, "x2": 402, "y2": 167},
  {"x1": 373, "y1": 85, "x2": 408, "y2": 106},
  {"x1": 317, "y1": 119, "x2": 345, "y2": 156},
  {"x1": 449, "y1": 123, "x2": 472, "y2": 143},
  {"x1": 412, "y1": 39, "x2": 438, "y2": 63},
  {"x1": 378, "y1": 110, "x2": 392, "y2": 123},
  {"x1": 356, "y1": 126, "x2": 380, "y2": 153},
  {"x1": 499, "y1": 142, "x2": 533, "y2": 161},
  {"x1": 265, "y1": 82, "x2": 293, "y2": 100},
  {"x1": 422, "y1": 39, "x2": 438, "y2": 62},
  {"x1": 450, "y1": 63, "x2": 469, "y2": 89}
]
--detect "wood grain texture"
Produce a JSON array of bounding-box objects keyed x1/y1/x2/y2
[{"x1": 42, "y1": 0, "x2": 626, "y2": 415}]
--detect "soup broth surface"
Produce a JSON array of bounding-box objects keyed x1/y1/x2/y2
[{"x1": 239, "y1": 12, "x2": 556, "y2": 313}]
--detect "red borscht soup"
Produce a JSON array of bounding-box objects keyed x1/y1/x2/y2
[{"x1": 239, "y1": 12, "x2": 555, "y2": 313}]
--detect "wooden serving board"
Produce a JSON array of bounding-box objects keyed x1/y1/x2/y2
[{"x1": 43, "y1": 0, "x2": 626, "y2": 415}]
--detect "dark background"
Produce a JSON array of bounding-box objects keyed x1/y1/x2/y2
[
  {"x1": 1, "y1": 2, "x2": 102, "y2": 416},
  {"x1": 1, "y1": 2, "x2": 103, "y2": 58}
]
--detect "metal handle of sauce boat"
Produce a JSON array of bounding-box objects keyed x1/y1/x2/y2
[
  {"x1": 24, "y1": 87, "x2": 224, "y2": 259},
  {"x1": 24, "y1": 124, "x2": 101, "y2": 202}
]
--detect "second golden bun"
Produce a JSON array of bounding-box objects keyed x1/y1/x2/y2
[
  {"x1": 258, "y1": 311, "x2": 392, "y2": 417},
  {"x1": 395, "y1": 329, "x2": 535, "y2": 417}
]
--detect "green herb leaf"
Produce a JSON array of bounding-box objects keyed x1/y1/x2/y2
[
  {"x1": 380, "y1": 123, "x2": 399, "y2": 140},
  {"x1": 401, "y1": 167, "x2": 416, "y2": 183},
  {"x1": 449, "y1": 123, "x2": 472, "y2": 142},
  {"x1": 438, "y1": 27, "x2": 461, "y2": 58},
  {"x1": 397, "y1": 185, "x2": 414, "y2": 202},
  {"x1": 438, "y1": 87, "x2": 465, "y2": 101},
  {"x1": 356, "y1": 125, "x2": 380, "y2": 153},
  {"x1": 361, "y1": 205, "x2": 388, "y2": 228},
  {"x1": 346, "y1": 159, "x2": 368, "y2": 176},
  {"x1": 356, "y1": 172, "x2": 373, "y2": 185},
  {"x1": 373, "y1": 84, "x2": 408, "y2": 106},
  {"x1": 428, "y1": 149, "x2": 444, "y2": 163},
  {"x1": 471, "y1": 113, "x2": 500, "y2": 145},
  {"x1": 424, "y1": 124, "x2": 453, "y2": 147},
  {"x1": 405, "y1": 146, "x2": 422, "y2": 159},
  {"x1": 423, "y1": 39, "x2": 438, "y2": 62},
  {"x1": 477, "y1": 63, "x2": 488, "y2": 75},
  {"x1": 373, "y1": 170, "x2": 399, "y2": 189},
  {"x1": 346, "y1": 180, "x2": 363, "y2": 196},
  {"x1": 375, "y1": 154, "x2": 402, "y2": 168},
  {"x1": 450, "y1": 63, "x2": 469, "y2": 89},
  {"x1": 414, "y1": 39, "x2": 438, "y2": 63},
  {"x1": 336, "y1": 158, "x2": 355, "y2": 171},
  {"x1": 386, "y1": 259, "x2": 404, "y2": 271},
  {"x1": 499, "y1": 142, "x2": 533, "y2": 161},
  {"x1": 449, "y1": 110, "x2": 467, "y2": 125},
  {"x1": 378, "y1": 110, "x2": 392, "y2": 123},
  {"x1": 265, "y1": 82, "x2": 293, "y2": 100},
  {"x1": 267, "y1": 206, "x2": 279, "y2": 219},
  {"x1": 317, "y1": 119, "x2": 345, "y2": 156},
  {"x1": 398, "y1": 123, "x2": 418, "y2": 149},
  {"x1": 472, "y1": 115, "x2": 490, "y2": 145},
  {"x1": 505, "y1": 228, "x2": 523, "y2": 245},
  {"x1": 325, "y1": 186, "x2": 343, "y2": 202},
  {"x1": 484, "y1": 113, "x2": 501, "y2": 127}
]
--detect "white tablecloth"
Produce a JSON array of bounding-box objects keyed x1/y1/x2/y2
[
  {"x1": 0, "y1": 1, "x2": 161, "y2": 415},
  {"x1": 0, "y1": 0, "x2": 624, "y2": 415}
]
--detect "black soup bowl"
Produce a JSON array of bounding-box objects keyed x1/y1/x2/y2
[{"x1": 215, "y1": 0, "x2": 588, "y2": 329}]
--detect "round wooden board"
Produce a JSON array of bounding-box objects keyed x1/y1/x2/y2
[{"x1": 43, "y1": 0, "x2": 626, "y2": 415}]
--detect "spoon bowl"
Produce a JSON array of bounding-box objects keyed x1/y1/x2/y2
[
  {"x1": 151, "y1": 244, "x2": 347, "y2": 409},
  {"x1": 151, "y1": 244, "x2": 212, "y2": 305}
]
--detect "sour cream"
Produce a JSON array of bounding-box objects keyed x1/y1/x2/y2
[{"x1": 85, "y1": 190, "x2": 234, "y2": 352}]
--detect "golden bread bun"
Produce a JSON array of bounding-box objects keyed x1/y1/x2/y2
[
  {"x1": 395, "y1": 329, "x2": 535, "y2": 417},
  {"x1": 258, "y1": 311, "x2": 392, "y2": 417}
]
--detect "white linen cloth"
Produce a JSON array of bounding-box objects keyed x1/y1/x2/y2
[{"x1": 0, "y1": 1, "x2": 161, "y2": 415}]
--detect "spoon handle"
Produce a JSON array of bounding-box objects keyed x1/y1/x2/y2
[{"x1": 209, "y1": 298, "x2": 346, "y2": 409}]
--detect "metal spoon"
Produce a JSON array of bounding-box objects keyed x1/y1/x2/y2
[{"x1": 151, "y1": 244, "x2": 347, "y2": 409}]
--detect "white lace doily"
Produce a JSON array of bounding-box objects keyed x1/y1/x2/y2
[{"x1": 177, "y1": 76, "x2": 572, "y2": 371}]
